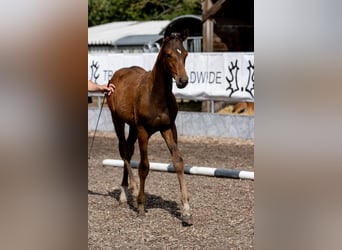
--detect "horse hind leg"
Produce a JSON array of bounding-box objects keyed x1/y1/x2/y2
[
  {"x1": 126, "y1": 126, "x2": 138, "y2": 197},
  {"x1": 114, "y1": 121, "x2": 138, "y2": 204}
]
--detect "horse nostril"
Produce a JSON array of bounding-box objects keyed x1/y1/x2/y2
[{"x1": 181, "y1": 77, "x2": 188, "y2": 84}]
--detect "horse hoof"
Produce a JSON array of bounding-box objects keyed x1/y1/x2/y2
[
  {"x1": 137, "y1": 210, "x2": 145, "y2": 217},
  {"x1": 181, "y1": 215, "x2": 193, "y2": 227},
  {"x1": 119, "y1": 201, "x2": 128, "y2": 208},
  {"x1": 137, "y1": 205, "x2": 145, "y2": 217},
  {"x1": 119, "y1": 198, "x2": 128, "y2": 206}
]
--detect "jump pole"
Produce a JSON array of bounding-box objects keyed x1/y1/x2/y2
[{"x1": 102, "y1": 159, "x2": 254, "y2": 180}]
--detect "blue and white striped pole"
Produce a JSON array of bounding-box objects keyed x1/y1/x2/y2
[{"x1": 102, "y1": 159, "x2": 254, "y2": 180}]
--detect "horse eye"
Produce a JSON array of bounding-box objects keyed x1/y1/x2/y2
[{"x1": 166, "y1": 54, "x2": 172, "y2": 59}]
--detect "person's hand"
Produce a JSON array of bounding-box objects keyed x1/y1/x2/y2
[{"x1": 100, "y1": 83, "x2": 115, "y2": 96}]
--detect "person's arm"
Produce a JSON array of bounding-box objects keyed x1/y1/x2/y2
[{"x1": 88, "y1": 80, "x2": 115, "y2": 96}]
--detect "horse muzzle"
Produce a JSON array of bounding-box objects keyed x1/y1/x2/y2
[{"x1": 175, "y1": 76, "x2": 188, "y2": 89}]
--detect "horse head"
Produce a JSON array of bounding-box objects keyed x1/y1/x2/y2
[{"x1": 162, "y1": 28, "x2": 189, "y2": 89}]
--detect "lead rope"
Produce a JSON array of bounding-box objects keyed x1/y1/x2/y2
[{"x1": 88, "y1": 82, "x2": 110, "y2": 159}]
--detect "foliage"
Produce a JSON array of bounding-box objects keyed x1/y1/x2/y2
[{"x1": 88, "y1": 0, "x2": 202, "y2": 26}]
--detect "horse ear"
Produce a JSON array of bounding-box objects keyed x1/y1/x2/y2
[
  {"x1": 181, "y1": 29, "x2": 189, "y2": 41},
  {"x1": 164, "y1": 26, "x2": 172, "y2": 40}
]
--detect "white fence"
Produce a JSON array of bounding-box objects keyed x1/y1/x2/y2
[
  {"x1": 88, "y1": 108, "x2": 254, "y2": 139},
  {"x1": 88, "y1": 52, "x2": 254, "y2": 102}
]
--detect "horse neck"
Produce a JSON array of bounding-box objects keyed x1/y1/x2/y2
[{"x1": 151, "y1": 53, "x2": 173, "y2": 94}]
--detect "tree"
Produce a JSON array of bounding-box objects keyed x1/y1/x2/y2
[{"x1": 88, "y1": 0, "x2": 202, "y2": 27}]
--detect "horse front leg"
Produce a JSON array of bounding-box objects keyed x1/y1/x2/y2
[
  {"x1": 137, "y1": 126, "x2": 150, "y2": 216},
  {"x1": 161, "y1": 125, "x2": 192, "y2": 225}
]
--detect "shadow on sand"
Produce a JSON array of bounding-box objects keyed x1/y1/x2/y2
[{"x1": 88, "y1": 189, "x2": 188, "y2": 224}]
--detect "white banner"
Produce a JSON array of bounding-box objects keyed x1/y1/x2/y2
[{"x1": 88, "y1": 52, "x2": 254, "y2": 101}]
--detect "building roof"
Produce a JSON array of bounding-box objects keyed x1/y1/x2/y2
[
  {"x1": 88, "y1": 15, "x2": 203, "y2": 47},
  {"x1": 114, "y1": 34, "x2": 163, "y2": 46},
  {"x1": 88, "y1": 20, "x2": 170, "y2": 46},
  {"x1": 163, "y1": 15, "x2": 202, "y2": 36}
]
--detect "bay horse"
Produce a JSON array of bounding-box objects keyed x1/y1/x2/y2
[{"x1": 106, "y1": 28, "x2": 191, "y2": 225}]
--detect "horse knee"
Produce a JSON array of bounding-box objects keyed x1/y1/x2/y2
[
  {"x1": 173, "y1": 156, "x2": 184, "y2": 173},
  {"x1": 138, "y1": 161, "x2": 150, "y2": 179}
]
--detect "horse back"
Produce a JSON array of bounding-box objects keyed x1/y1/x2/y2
[{"x1": 107, "y1": 66, "x2": 146, "y2": 124}]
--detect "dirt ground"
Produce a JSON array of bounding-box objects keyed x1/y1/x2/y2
[{"x1": 88, "y1": 131, "x2": 254, "y2": 249}]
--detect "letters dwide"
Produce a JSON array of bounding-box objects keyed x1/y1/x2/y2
[{"x1": 189, "y1": 71, "x2": 222, "y2": 84}]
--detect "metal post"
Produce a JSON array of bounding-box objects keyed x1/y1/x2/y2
[{"x1": 211, "y1": 100, "x2": 215, "y2": 113}]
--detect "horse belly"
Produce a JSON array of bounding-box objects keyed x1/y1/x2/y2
[{"x1": 137, "y1": 110, "x2": 174, "y2": 132}]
